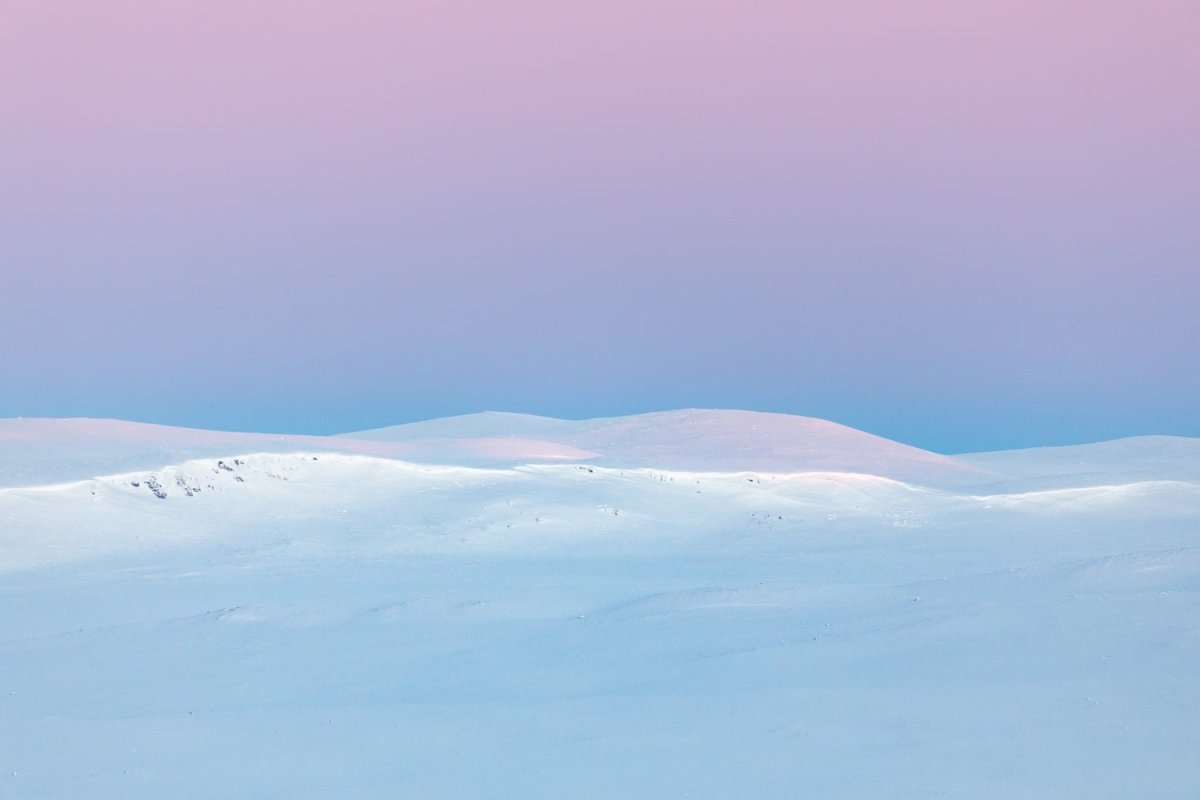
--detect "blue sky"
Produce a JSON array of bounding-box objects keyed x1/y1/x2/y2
[{"x1": 2, "y1": 1, "x2": 1197, "y2": 452}]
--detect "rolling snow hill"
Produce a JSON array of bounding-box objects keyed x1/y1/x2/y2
[
  {"x1": 1, "y1": 410, "x2": 983, "y2": 488},
  {"x1": 959, "y1": 434, "x2": 1200, "y2": 491},
  {"x1": 344, "y1": 409, "x2": 983, "y2": 483}
]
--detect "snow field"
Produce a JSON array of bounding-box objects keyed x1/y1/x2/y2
[{"x1": 1, "y1": 413, "x2": 1198, "y2": 798}]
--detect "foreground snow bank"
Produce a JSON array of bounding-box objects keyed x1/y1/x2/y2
[{"x1": 1, "y1": 416, "x2": 1197, "y2": 798}]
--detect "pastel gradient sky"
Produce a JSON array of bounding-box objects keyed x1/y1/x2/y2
[{"x1": 2, "y1": 1, "x2": 1197, "y2": 452}]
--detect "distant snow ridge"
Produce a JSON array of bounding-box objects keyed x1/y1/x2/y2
[
  {"x1": 2, "y1": 411, "x2": 1198, "y2": 574},
  {"x1": 342, "y1": 409, "x2": 983, "y2": 484},
  {"x1": 5, "y1": 410, "x2": 1198, "y2": 493},
  {"x1": 0, "y1": 409, "x2": 982, "y2": 486}
]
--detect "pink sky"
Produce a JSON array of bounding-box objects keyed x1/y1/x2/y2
[{"x1": 2, "y1": 1, "x2": 1197, "y2": 450}]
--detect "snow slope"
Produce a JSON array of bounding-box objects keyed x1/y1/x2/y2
[
  {"x1": 959, "y1": 435, "x2": 1200, "y2": 491},
  {"x1": 1, "y1": 412, "x2": 1198, "y2": 798},
  {"x1": 1, "y1": 410, "x2": 982, "y2": 487},
  {"x1": 345, "y1": 409, "x2": 984, "y2": 484}
]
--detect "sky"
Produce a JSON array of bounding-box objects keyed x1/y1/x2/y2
[{"x1": 1, "y1": 0, "x2": 1197, "y2": 453}]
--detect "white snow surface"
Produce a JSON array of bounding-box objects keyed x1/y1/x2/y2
[
  {"x1": 344, "y1": 409, "x2": 982, "y2": 483},
  {"x1": 1, "y1": 410, "x2": 1198, "y2": 798}
]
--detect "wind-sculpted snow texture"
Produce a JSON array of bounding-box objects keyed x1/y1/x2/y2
[{"x1": 1, "y1": 411, "x2": 1198, "y2": 798}]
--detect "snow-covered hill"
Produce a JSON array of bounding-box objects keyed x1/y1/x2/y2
[
  {"x1": 1, "y1": 411, "x2": 1198, "y2": 798},
  {"x1": 0, "y1": 409, "x2": 980, "y2": 488},
  {"x1": 959, "y1": 434, "x2": 1200, "y2": 490},
  {"x1": 345, "y1": 409, "x2": 983, "y2": 484}
]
